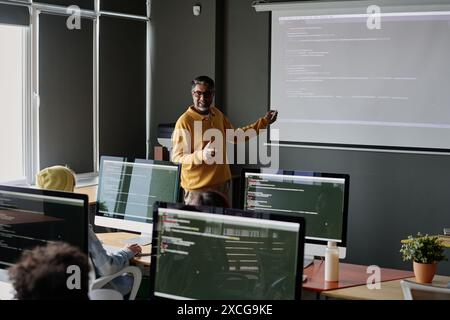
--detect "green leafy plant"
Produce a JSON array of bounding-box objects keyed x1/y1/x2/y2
[{"x1": 400, "y1": 232, "x2": 447, "y2": 264}]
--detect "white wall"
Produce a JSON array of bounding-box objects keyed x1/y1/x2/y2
[{"x1": 0, "y1": 24, "x2": 25, "y2": 182}]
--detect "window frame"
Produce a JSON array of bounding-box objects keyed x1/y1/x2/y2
[{"x1": 0, "y1": 0, "x2": 151, "y2": 185}]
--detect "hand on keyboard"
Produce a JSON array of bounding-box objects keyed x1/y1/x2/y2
[{"x1": 127, "y1": 244, "x2": 142, "y2": 256}]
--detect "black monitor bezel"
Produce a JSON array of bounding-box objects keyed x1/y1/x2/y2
[
  {"x1": 0, "y1": 184, "x2": 89, "y2": 264},
  {"x1": 149, "y1": 201, "x2": 306, "y2": 301},
  {"x1": 240, "y1": 168, "x2": 349, "y2": 248},
  {"x1": 96, "y1": 155, "x2": 182, "y2": 219}
]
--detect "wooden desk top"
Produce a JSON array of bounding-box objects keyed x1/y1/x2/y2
[
  {"x1": 322, "y1": 275, "x2": 450, "y2": 300},
  {"x1": 303, "y1": 260, "x2": 414, "y2": 293},
  {"x1": 96, "y1": 232, "x2": 151, "y2": 267},
  {"x1": 439, "y1": 236, "x2": 450, "y2": 247},
  {"x1": 74, "y1": 185, "x2": 97, "y2": 205}
]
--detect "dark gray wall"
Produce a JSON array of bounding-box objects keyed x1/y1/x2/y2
[
  {"x1": 101, "y1": 0, "x2": 147, "y2": 15},
  {"x1": 150, "y1": 0, "x2": 450, "y2": 275},
  {"x1": 99, "y1": 16, "x2": 147, "y2": 159},
  {"x1": 149, "y1": 0, "x2": 216, "y2": 158}
]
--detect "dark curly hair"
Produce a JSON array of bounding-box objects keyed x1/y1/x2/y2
[
  {"x1": 189, "y1": 190, "x2": 230, "y2": 208},
  {"x1": 8, "y1": 242, "x2": 90, "y2": 300}
]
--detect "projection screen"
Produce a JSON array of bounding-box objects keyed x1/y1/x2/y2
[{"x1": 268, "y1": 0, "x2": 450, "y2": 152}]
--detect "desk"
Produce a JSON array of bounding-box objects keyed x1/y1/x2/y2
[
  {"x1": 438, "y1": 235, "x2": 450, "y2": 247},
  {"x1": 303, "y1": 260, "x2": 414, "y2": 294},
  {"x1": 74, "y1": 185, "x2": 97, "y2": 205},
  {"x1": 322, "y1": 275, "x2": 450, "y2": 300},
  {"x1": 96, "y1": 232, "x2": 151, "y2": 267},
  {"x1": 74, "y1": 185, "x2": 98, "y2": 226}
]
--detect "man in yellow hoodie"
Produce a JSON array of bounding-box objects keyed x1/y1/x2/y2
[{"x1": 172, "y1": 76, "x2": 278, "y2": 204}]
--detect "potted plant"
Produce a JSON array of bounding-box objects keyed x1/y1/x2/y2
[{"x1": 400, "y1": 233, "x2": 447, "y2": 283}]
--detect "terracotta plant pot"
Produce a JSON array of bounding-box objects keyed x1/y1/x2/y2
[{"x1": 413, "y1": 261, "x2": 437, "y2": 283}]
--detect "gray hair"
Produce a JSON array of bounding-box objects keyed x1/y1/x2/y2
[{"x1": 191, "y1": 76, "x2": 215, "y2": 91}]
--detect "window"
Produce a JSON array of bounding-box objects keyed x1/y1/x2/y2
[
  {"x1": 0, "y1": 24, "x2": 28, "y2": 183},
  {"x1": 38, "y1": 13, "x2": 94, "y2": 174},
  {"x1": 0, "y1": 1, "x2": 149, "y2": 185}
]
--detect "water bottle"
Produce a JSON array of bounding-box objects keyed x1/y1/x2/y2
[{"x1": 325, "y1": 241, "x2": 339, "y2": 282}]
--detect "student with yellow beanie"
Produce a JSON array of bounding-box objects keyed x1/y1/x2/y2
[
  {"x1": 36, "y1": 165, "x2": 76, "y2": 192},
  {"x1": 36, "y1": 165, "x2": 142, "y2": 297}
]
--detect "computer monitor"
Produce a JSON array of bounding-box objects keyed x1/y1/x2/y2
[
  {"x1": 241, "y1": 168, "x2": 349, "y2": 267},
  {"x1": 95, "y1": 156, "x2": 180, "y2": 245},
  {"x1": 150, "y1": 202, "x2": 305, "y2": 300},
  {"x1": 0, "y1": 185, "x2": 88, "y2": 270}
]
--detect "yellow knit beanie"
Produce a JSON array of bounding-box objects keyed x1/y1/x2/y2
[{"x1": 36, "y1": 165, "x2": 76, "y2": 192}]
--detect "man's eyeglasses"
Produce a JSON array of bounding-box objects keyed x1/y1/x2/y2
[{"x1": 192, "y1": 90, "x2": 213, "y2": 98}]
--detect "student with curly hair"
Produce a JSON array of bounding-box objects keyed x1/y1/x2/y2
[
  {"x1": 188, "y1": 190, "x2": 230, "y2": 208},
  {"x1": 8, "y1": 242, "x2": 90, "y2": 300}
]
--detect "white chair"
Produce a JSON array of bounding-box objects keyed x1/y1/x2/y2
[
  {"x1": 0, "y1": 281, "x2": 15, "y2": 300},
  {"x1": 400, "y1": 279, "x2": 450, "y2": 300},
  {"x1": 90, "y1": 266, "x2": 142, "y2": 300},
  {"x1": 89, "y1": 288, "x2": 123, "y2": 300}
]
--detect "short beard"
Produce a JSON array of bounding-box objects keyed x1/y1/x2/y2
[{"x1": 194, "y1": 103, "x2": 210, "y2": 114}]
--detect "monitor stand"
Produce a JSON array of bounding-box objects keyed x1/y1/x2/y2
[
  {"x1": 121, "y1": 233, "x2": 152, "y2": 246},
  {"x1": 303, "y1": 255, "x2": 314, "y2": 268}
]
